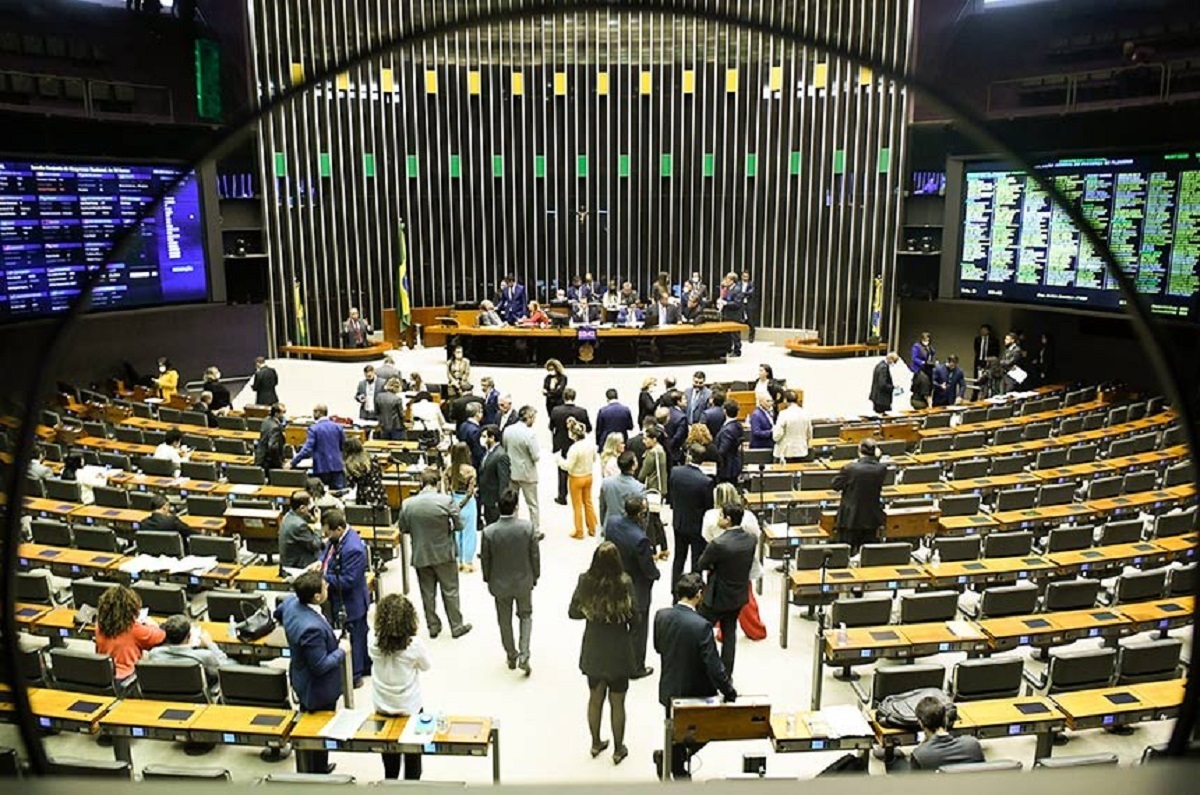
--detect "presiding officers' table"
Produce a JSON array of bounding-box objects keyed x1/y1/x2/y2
[{"x1": 429, "y1": 321, "x2": 748, "y2": 366}]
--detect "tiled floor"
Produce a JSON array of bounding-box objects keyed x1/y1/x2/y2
[{"x1": 5, "y1": 341, "x2": 1187, "y2": 782}]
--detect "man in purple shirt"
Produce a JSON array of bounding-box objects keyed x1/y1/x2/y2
[{"x1": 287, "y1": 404, "x2": 346, "y2": 490}]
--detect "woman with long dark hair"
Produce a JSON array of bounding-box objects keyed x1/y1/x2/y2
[
  {"x1": 344, "y1": 436, "x2": 386, "y2": 507},
  {"x1": 543, "y1": 358, "x2": 567, "y2": 422},
  {"x1": 568, "y1": 542, "x2": 637, "y2": 765},
  {"x1": 370, "y1": 593, "x2": 430, "y2": 780}
]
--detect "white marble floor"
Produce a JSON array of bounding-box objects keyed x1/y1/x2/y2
[{"x1": 8, "y1": 340, "x2": 1184, "y2": 783}]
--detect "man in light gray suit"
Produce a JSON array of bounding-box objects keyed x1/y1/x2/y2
[
  {"x1": 480, "y1": 489, "x2": 540, "y2": 675},
  {"x1": 397, "y1": 469, "x2": 472, "y2": 639},
  {"x1": 502, "y1": 405, "x2": 541, "y2": 533},
  {"x1": 598, "y1": 450, "x2": 646, "y2": 532}
]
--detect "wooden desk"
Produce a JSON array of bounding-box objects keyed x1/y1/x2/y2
[
  {"x1": 768, "y1": 709, "x2": 875, "y2": 753},
  {"x1": 1052, "y1": 686, "x2": 1159, "y2": 731},
  {"x1": 27, "y1": 606, "x2": 83, "y2": 640},
  {"x1": 22, "y1": 497, "x2": 84, "y2": 520},
  {"x1": 233, "y1": 565, "x2": 292, "y2": 592},
  {"x1": 760, "y1": 523, "x2": 827, "y2": 559},
  {"x1": 945, "y1": 472, "x2": 1044, "y2": 494},
  {"x1": 280, "y1": 340, "x2": 392, "y2": 361},
  {"x1": 979, "y1": 608, "x2": 1131, "y2": 652},
  {"x1": 122, "y1": 415, "x2": 259, "y2": 441},
  {"x1": 917, "y1": 401, "x2": 1104, "y2": 438},
  {"x1": 28, "y1": 687, "x2": 116, "y2": 734},
  {"x1": 13, "y1": 602, "x2": 51, "y2": 629},
  {"x1": 99, "y1": 699, "x2": 206, "y2": 764},
  {"x1": 180, "y1": 515, "x2": 228, "y2": 535},
  {"x1": 1129, "y1": 679, "x2": 1187, "y2": 719},
  {"x1": 822, "y1": 621, "x2": 990, "y2": 665},
  {"x1": 953, "y1": 696, "x2": 1065, "y2": 761},
  {"x1": 17, "y1": 543, "x2": 127, "y2": 578},
  {"x1": 197, "y1": 621, "x2": 288, "y2": 660},
  {"x1": 71, "y1": 505, "x2": 149, "y2": 531},
  {"x1": 1089, "y1": 486, "x2": 1196, "y2": 518},
  {"x1": 1153, "y1": 533, "x2": 1198, "y2": 563},
  {"x1": 791, "y1": 564, "x2": 930, "y2": 597},
  {"x1": 936, "y1": 514, "x2": 1000, "y2": 536},
  {"x1": 924, "y1": 555, "x2": 1057, "y2": 588},
  {"x1": 991, "y1": 503, "x2": 1100, "y2": 533},
  {"x1": 1114, "y1": 597, "x2": 1193, "y2": 634},
  {"x1": 188, "y1": 704, "x2": 296, "y2": 748},
  {"x1": 1049, "y1": 541, "x2": 1168, "y2": 575}
]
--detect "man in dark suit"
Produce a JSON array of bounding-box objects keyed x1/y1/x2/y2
[
  {"x1": 702, "y1": 390, "x2": 726, "y2": 439},
  {"x1": 832, "y1": 438, "x2": 888, "y2": 553},
  {"x1": 667, "y1": 444, "x2": 715, "y2": 587},
  {"x1": 480, "y1": 489, "x2": 540, "y2": 675},
  {"x1": 684, "y1": 372, "x2": 712, "y2": 425},
  {"x1": 276, "y1": 571, "x2": 348, "y2": 773},
  {"x1": 320, "y1": 509, "x2": 371, "y2": 686},
  {"x1": 713, "y1": 400, "x2": 745, "y2": 485},
  {"x1": 445, "y1": 387, "x2": 485, "y2": 426},
  {"x1": 869, "y1": 352, "x2": 899, "y2": 414},
  {"x1": 251, "y1": 356, "x2": 279, "y2": 406},
  {"x1": 495, "y1": 395, "x2": 519, "y2": 439},
  {"x1": 549, "y1": 388, "x2": 591, "y2": 504},
  {"x1": 595, "y1": 388, "x2": 634, "y2": 445},
  {"x1": 457, "y1": 403, "x2": 486, "y2": 470},
  {"x1": 480, "y1": 377, "x2": 501, "y2": 426},
  {"x1": 696, "y1": 504, "x2": 756, "y2": 675},
  {"x1": 139, "y1": 493, "x2": 190, "y2": 539},
  {"x1": 398, "y1": 470, "x2": 472, "y2": 639},
  {"x1": 653, "y1": 573, "x2": 737, "y2": 780},
  {"x1": 255, "y1": 402, "x2": 287, "y2": 472},
  {"x1": 972, "y1": 324, "x2": 1000, "y2": 380},
  {"x1": 279, "y1": 490, "x2": 322, "y2": 568},
  {"x1": 477, "y1": 425, "x2": 511, "y2": 525},
  {"x1": 740, "y1": 270, "x2": 757, "y2": 343},
  {"x1": 646, "y1": 293, "x2": 681, "y2": 327},
  {"x1": 498, "y1": 274, "x2": 528, "y2": 324},
  {"x1": 355, "y1": 365, "x2": 384, "y2": 421},
  {"x1": 342, "y1": 307, "x2": 372, "y2": 348},
  {"x1": 287, "y1": 404, "x2": 346, "y2": 490},
  {"x1": 606, "y1": 494, "x2": 659, "y2": 678},
  {"x1": 663, "y1": 392, "x2": 689, "y2": 466}
]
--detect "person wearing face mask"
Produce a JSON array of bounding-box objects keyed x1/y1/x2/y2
[
  {"x1": 202, "y1": 366, "x2": 232, "y2": 412},
  {"x1": 280, "y1": 490, "x2": 323, "y2": 569},
  {"x1": 152, "y1": 357, "x2": 179, "y2": 401}
]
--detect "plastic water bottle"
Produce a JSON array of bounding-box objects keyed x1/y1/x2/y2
[
  {"x1": 436, "y1": 711, "x2": 448, "y2": 734},
  {"x1": 418, "y1": 452, "x2": 427, "y2": 468},
  {"x1": 932, "y1": 548, "x2": 941, "y2": 567},
  {"x1": 228, "y1": 615, "x2": 237, "y2": 639},
  {"x1": 837, "y1": 622, "x2": 848, "y2": 645}
]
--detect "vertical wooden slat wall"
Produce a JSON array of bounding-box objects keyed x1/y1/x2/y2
[{"x1": 249, "y1": 1, "x2": 911, "y2": 347}]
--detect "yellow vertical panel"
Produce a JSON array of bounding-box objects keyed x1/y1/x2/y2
[
  {"x1": 596, "y1": 71, "x2": 610, "y2": 95},
  {"x1": 424, "y1": 70, "x2": 438, "y2": 94},
  {"x1": 335, "y1": 72, "x2": 349, "y2": 91},
  {"x1": 554, "y1": 72, "x2": 568, "y2": 95},
  {"x1": 682, "y1": 69, "x2": 695, "y2": 94},
  {"x1": 639, "y1": 71, "x2": 652, "y2": 95},
  {"x1": 467, "y1": 70, "x2": 482, "y2": 95},
  {"x1": 289, "y1": 62, "x2": 304, "y2": 85},
  {"x1": 381, "y1": 68, "x2": 394, "y2": 93},
  {"x1": 813, "y1": 63, "x2": 828, "y2": 89},
  {"x1": 725, "y1": 68, "x2": 739, "y2": 93},
  {"x1": 859, "y1": 66, "x2": 873, "y2": 85},
  {"x1": 769, "y1": 65, "x2": 783, "y2": 91},
  {"x1": 511, "y1": 71, "x2": 525, "y2": 95}
]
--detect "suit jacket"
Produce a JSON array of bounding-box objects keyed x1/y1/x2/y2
[
  {"x1": 667, "y1": 464, "x2": 714, "y2": 537},
  {"x1": 502, "y1": 422, "x2": 540, "y2": 483},
  {"x1": 446, "y1": 394, "x2": 484, "y2": 425},
  {"x1": 375, "y1": 391, "x2": 405, "y2": 431},
  {"x1": 748, "y1": 408, "x2": 774, "y2": 450},
  {"x1": 482, "y1": 389, "x2": 501, "y2": 426},
  {"x1": 477, "y1": 445, "x2": 512, "y2": 512},
  {"x1": 595, "y1": 401, "x2": 634, "y2": 446},
  {"x1": 645, "y1": 302, "x2": 681, "y2": 327},
  {"x1": 478, "y1": 310, "x2": 504, "y2": 326},
  {"x1": 398, "y1": 488, "x2": 464, "y2": 568},
  {"x1": 653, "y1": 603, "x2": 734, "y2": 709},
  {"x1": 496, "y1": 409, "x2": 519, "y2": 438},
  {"x1": 204, "y1": 380, "x2": 232, "y2": 413},
  {"x1": 255, "y1": 415, "x2": 286, "y2": 470},
  {"x1": 605, "y1": 514, "x2": 659, "y2": 610},
  {"x1": 500, "y1": 283, "x2": 528, "y2": 323},
  {"x1": 832, "y1": 456, "x2": 888, "y2": 532},
  {"x1": 275, "y1": 594, "x2": 345, "y2": 711},
  {"x1": 932, "y1": 364, "x2": 966, "y2": 407},
  {"x1": 972, "y1": 334, "x2": 1000, "y2": 372},
  {"x1": 290, "y1": 418, "x2": 345, "y2": 474},
  {"x1": 714, "y1": 419, "x2": 745, "y2": 483},
  {"x1": 356, "y1": 378, "x2": 384, "y2": 420},
  {"x1": 697, "y1": 528, "x2": 756, "y2": 613},
  {"x1": 664, "y1": 406, "x2": 688, "y2": 464},
  {"x1": 251, "y1": 366, "x2": 279, "y2": 405},
  {"x1": 279, "y1": 510, "x2": 323, "y2": 568},
  {"x1": 322, "y1": 528, "x2": 370, "y2": 622},
  {"x1": 375, "y1": 364, "x2": 400, "y2": 384},
  {"x1": 457, "y1": 419, "x2": 485, "y2": 470},
  {"x1": 910, "y1": 342, "x2": 935, "y2": 375},
  {"x1": 550, "y1": 403, "x2": 591, "y2": 454},
  {"x1": 342, "y1": 318, "x2": 372, "y2": 348},
  {"x1": 480, "y1": 515, "x2": 540, "y2": 598},
  {"x1": 598, "y1": 473, "x2": 646, "y2": 528},
  {"x1": 869, "y1": 359, "x2": 894, "y2": 409},
  {"x1": 637, "y1": 389, "x2": 657, "y2": 426},
  {"x1": 685, "y1": 386, "x2": 713, "y2": 424}
]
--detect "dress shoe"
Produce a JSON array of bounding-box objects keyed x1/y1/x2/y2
[
  {"x1": 518, "y1": 658, "x2": 531, "y2": 677},
  {"x1": 506, "y1": 656, "x2": 517, "y2": 670},
  {"x1": 352, "y1": 677, "x2": 363, "y2": 689},
  {"x1": 554, "y1": 497, "x2": 568, "y2": 506},
  {"x1": 324, "y1": 764, "x2": 338, "y2": 774},
  {"x1": 652, "y1": 750, "x2": 666, "y2": 780},
  {"x1": 451, "y1": 623, "x2": 473, "y2": 639},
  {"x1": 613, "y1": 745, "x2": 628, "y2": 765},
  {"x1": 590, "y1": 739, "x2": 610, "y2": 758},
  {"x1": 630, "y1": 667, "x2": 654, "y2": 680},
  {"x1": 429, "y1": 629, "x2": 441, "y2": 640},
  {"x1": 570, "y1": 532, "x2": 585, "y2": 540}
]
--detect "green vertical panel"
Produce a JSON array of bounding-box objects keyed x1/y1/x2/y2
[
  {"x1": 702, "y1": 153, "x2": 715, "y2": 177},
  {"x1": 577, "y1": 154, "x2": 588, "y2": 178},
  {"x1": 449, "y1": 155, "x2": 461, "y2": 178},
  {"x1": 617, "y1": 154, "x2": 630, "y2": 178},
  {"x1": 833, "y1": 149, "x2": 846, "y2": 175},
  {"x1": 745, "y1": 153, "x2": 758, "y2": 177},
  {"x1": 363, "y1": 153, "x2": 375, "y2": 177},
  {"x1": 273, "y1": 152, "x2": 286, "y2": 177},
  {"x1": 789, "y1": 151, "x2": 802, "y2": 175},
  {"x1": 877, "y1": 147, "x2": 892, "y2": 173},
  {"x1": 194, "y1": 39, "x2": 222, "y2": 122},
  {"x1": 534, "y1": 155, "x2": 546, "y2": 178},
  {"x1": 660, "y1": 153, "x2": 673, "y2": 177},
  {"x1": 318, "y1": 153, "x2": 332, "y2": 178},
  {"x1": 405, "y1": 155, "x2": 419, "y2": 177},
  {"x1": 492, "y1": 155, "x2": 504, "y2": 178}
]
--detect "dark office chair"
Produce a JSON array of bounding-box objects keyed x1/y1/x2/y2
[
  {"x1": 1037, "y1": 482, "x2": 1076, "y2": 507},
  {"x1": 344, "y1": 504, "x2": 393, "y2": 527},
  {"x1": 159, "y1": 407, "x2": 183, "y2": 423},
  {"x1": 98, "y1": 453, "x2": 132, "y2": 471},
  {"x1": 801, "y1": 470, "x2": 839, "y2": 490},
  {"x1": 113, "y1": 426, "x2": 144, "y2": 445},
  {"x1": 938, "y1": 493, "x2": 981, "y2": 518},
  {"x1": 138, "y1": 456, "x2": 178, "y2": 477},
  {"x1": 134, "y1": 530, "x2": 185, "y2": 557},
  {"x1": 1043, "y1": 579, "x2": 1101, "y2": 612},
  {"x1": 1023, "y1": 423, "x2": 1052, "y2": 442},
  {"x1": 743, "y1": 448, "x2": 774, "y2": 467},
  {"x1": 755, "y1": 473, "x2": 797, "y2": 493},
  {"x1": 830, "y1": 444, "x2": 859, "y2": 461},
  {"x1": 952, "y1": 432, "x2": 987, "y2": 451},
  {"x1": 1164, "y1": 461, "x2": 1196, "y2": 488},
  {"x1": 215, "y1": 415, "x2": 248, "y2": 431},
  {"x1": 47, "y1": 648, "x2": 124, "y2": 696},
  {"x1": 870, "y1": 664, "x2": 945, "y2": 707},
  {"x1": 795, "y1": 544, "x2": 851, "y2": 570},
  {"x1": 1152, "y1": 509, "x2": 1195, "y2": 539},
  {"x1": 186, "y1": 495, "x2": 228, "y2": 517},
  {"x1": 1034, "y1": 647, "x2": 1116, "y2": 694},
  {"x1": 1104, "y1": 569, "x2": 1168, "y2": 605},
  {"x1": 218, "y1": 665, "x2": 293, "y2": 761},
  {"x1": 91, "y1": 486, "x2": 131, "y2": 509},
  {"x1": 15, "y1": 572, "x2": 64, "y2": 606},
  {"x1": 133, "y1": 581, "x2": 201, "y2": 617},
  {"x1": 1123, "y1": 470, "x2": 1157, "y2": 494},
  {"x1": 1081, "y1": 413, "x2": 1106, "y2": 432},
  {"x1": 877, "y1": 440, "x2": 907, "y2": 457},
  {"x1": 181, "y1": 461, "x2": 221, "y2": 481},
  {"x1": 1065, "y1": 443, "x2": 1098, "y2": 465},
  {"x1": 30, "y1": 518, "x2": 72, "y2": 547},
  {"x1": 901, "y1": 465, "x2": 941, "y2": 485},
  {"x1": 929, "y1": 535, "x2": 981, "y2": 562},
  {"x1": 991, "y1": 426, "x2": 1024, "y2": 446},
  {"x1": 1167, "y1": 563, "x2": 1196, "y2": 597},
  {"x1": 1098, "y1": 519, "x2": 1145, "y2": 546},
  {"x1": 142, "y1": 765, "x2": 232, "y2": 781},
  {"x1": 1115, "y1": 638, "x2": 1183, "y2": 686},
  {"x1": 129, "y1": 491, "x2": 156, "y2": 512},
  {"x1": 205, "y1": 591, "x2": 266, "y2": 624},
  {"x1": 917, "y1": 436, "x2": 953, "y2": 455},
  {"x1": 989, "y1": 454, "x2": 1030, "y2": 475},
  {"x1": 182, "y1": 434, "x2": 215, "y2": 452},
  {"x1": 1034, "y1": 448, "x2": 1068, "y2": 469},
  {"x1": 858, "y1": 543, "x2": 912, "y2": 567},
  {"x1": 71, "y1": 578, "x2": 111, "y2": 610},
  {"x1": 830, "y1": 597, "x2": 893, "y2": 630},
  {"x1": 73, "y1": 524, "x2": 126, "y2": 553},
  {"x1": 1058, "y1": 417, "x2": 1085, "y2": 437},
  {"x1": 269, "y1": 469, "x2": 310, "y2": 488},
  {"x1": 812, "y1": 422, "x2": 842, "y2": 439},
  {"x1": 994, "y1": 488, "x2": 1038, "y2": 512},
  {"x1": 1084, "y1": 476, "x2": 1123, "y2": 501},
  {"x1": 188, "y1": 534, "x2": 242, "y2": 563},
  {"x1": 972, "y1": 583, "x2": 1039, "y2": 619},
  {"x1": 922, "y1": 413, "x2": 952, "y2": 429},
  {"x1": 1040, "y1": 525, "x2": 1093, "y2": 554},
  {"x1": 216, "y1": 438, "x2": 250, "y2": 456},
  {"x1": 1107, "y1": 438, "x2": 1138, "y2": 459},
  {"x1": 134, "y1": 660, "x2": 211, "y2": 703},
  {"x1": 986, "y1": 405, "x2": 1013, "y2": 422},
  {"x1": 1034, "y1": 754, "x2": 1119, "y2": 769},
  {"x1": 949, "y1": 657, "x2": 1024, "y2": 702},
  {"x1": 46, "y1": 758, "x2": 132, "y2": 779},
  {"x1": 1130, "y1": 432, "x2": 1158, "y2": 454},
  {"x1": 226, "y1": 464, "x2": 266, "y2": 485},
  {"x1": 1162, "y1": 425, "x2": 1184, "y2": 447},
  {"x1": 961, "y1": 408, "x2": 988, "y2": 425},
  {"x1": 1107, "y1": 406, "x2": 1131, "y2": 426},
  {"x1": 982, "y1": 531, "x2": 1033, "y2": 559},
  {"x1": 951, "y1": 459, "x2": 989, "y2": 480},
  {"x1": 898, "y1": 591, "x2": 958, "y2": 624},
  {"x1": 43, "y1": 478, "x2": 83, "y2": 502}
]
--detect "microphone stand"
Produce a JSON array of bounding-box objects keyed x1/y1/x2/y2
[
  {"x1": 809, "y1": 549, "x2": 833, "y2": 710},
  {"x1": 389, "y1": 451, "x2": 410, "y2": 595},
  {"x1": 756, "y1": 463, "x2": 766, "y2": 596}
]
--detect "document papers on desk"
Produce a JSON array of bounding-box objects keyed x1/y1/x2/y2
[
  {"x1": 281, "y1": 566, "x2": 308, "y2": 581},
  {"x1": 812, "y1": 705, "x2": 872, "y2": 739},
  {"x1": 120, "y1": 554, "x2": 218, "y2": 576},
  {"x1": 321, "y1": 708, "x2": 373, "y2": 741},
  {"x1": 947, "y1": 621, "x2": 978, "y2": 639},
  {"x1": 229, "y1": 483, "x2": 260, "y2": 495}
]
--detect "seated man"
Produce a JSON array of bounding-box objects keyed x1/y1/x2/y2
[
  {"x1": 909, "y1": 696, "x2": 984, "y2": 771},
  {"x1": 646, "y1": 293, "x2": 681, "y2": 327},
  {"x1": 478, "y1": 300, "x2": 504, "y2": 326},
  {"x1": 145, "y1": 614, "x2": 232, "y2": 698},
  {"x1": 139, "y1": 493, "x2": 191, "y2": 540},
  {"x1": 191, "y1": 390, "x2": 216, "y2": 425}
]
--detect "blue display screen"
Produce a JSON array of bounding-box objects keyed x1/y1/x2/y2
[{"x1": 0, "y1": 159, "x2": 208, "y2": 321}]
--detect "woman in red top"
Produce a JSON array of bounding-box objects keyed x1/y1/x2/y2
[
  {"x1": 94, "y1": 585, "x2": 165, "y2": 683},
  {"x1": 520, "y1": 301, "x2": 550, "y2": 327}
]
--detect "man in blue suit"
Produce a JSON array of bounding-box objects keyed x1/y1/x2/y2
[
  {"x1": 595, "y1": 388, "x2": 634, "y2": 446},
  {"x1": 499, "y1": 274, "x2": 528, "y2": 323},
  {"x1": 667, "y1": 444, "x2": 715, "y2": 587},
  {"x1": 663, "y1": 392, "x2": 689, "y2": 467},
  {"x1": 714, "y1": 400, "x2": 745, "y2": 484},
  {"x1": 320, "y1": 509, "x2": 371, "y2": 686},
  {"x1": 480, "y1": 376, "x2": 501, "y2": 426},
  {"x1": 605, "y1": 494, "x2": 660, "y2": 678},
  {"x1": 702, "y1": 389, "x2": 726, "y2": 440},
  {"x1": 684, "y1": 372, "x2": 712, "y2": 425},
  {"x1": 457, "y1": 403, "x2": 486, "y2": 470},
  {"x1": 287, "y1": 404, "x2": 346, "y2": 490},
  {"x1": 276, "y1": 570, "x2": 348, "y2": 773}
]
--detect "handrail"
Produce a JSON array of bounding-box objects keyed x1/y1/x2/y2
[{"x1": 984, "y1": 60, "x2": 1193, "y2": 117}]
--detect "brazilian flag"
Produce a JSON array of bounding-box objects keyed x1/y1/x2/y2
[{"x1": 398, "y1": 220, "x2": 412, "y2": 332}]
